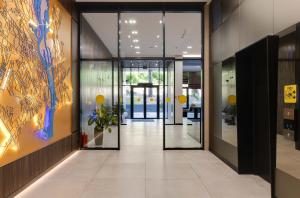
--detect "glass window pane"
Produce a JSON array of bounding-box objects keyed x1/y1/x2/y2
[
  {"x1": 165, "y1": 13, "x2": 202, "y2": 58},
  {"x1": 133, "y1": 87, "x2": 145, "y2": 118},
  {"x1": 120, "y1": 13, "x2": 163, "y2": 58},
  {"x1": 80, "y1": 61, "x2": 118, "y2": 148}
]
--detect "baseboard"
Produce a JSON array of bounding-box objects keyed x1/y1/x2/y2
[{"x1": 0, "y1": 132, "x2": 80, "y2": 198}]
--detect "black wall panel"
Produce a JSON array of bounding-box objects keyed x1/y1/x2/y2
[
  {"x1": 295, "y1": 24, "x2": 300, "y2": 149},
  {"x1": 236, "y1": 36, "x2": 279, "y2": 183}
]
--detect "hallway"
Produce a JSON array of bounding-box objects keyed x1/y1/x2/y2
[{"x1": 16, "y1": 122, "x2": 270, "y2": 198}]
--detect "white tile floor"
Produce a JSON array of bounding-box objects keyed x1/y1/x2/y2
[{"x1": 15, "y1": 121, "x2": 271, "y2": 198}]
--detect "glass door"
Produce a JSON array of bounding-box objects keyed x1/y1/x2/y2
[
  {"x1": 146, "y1": 87, "x2": 159, "y2": 118},
  {"x1": 132, "y1": 86, "x2": 159, "y2": 119},
  {"x1": 132, "y1": 87, "x2": 145, "y2": 118}
]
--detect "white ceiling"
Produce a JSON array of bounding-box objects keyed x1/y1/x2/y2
[{"x1": 82, "y1": 12, "x2": 202, "y2": 58}]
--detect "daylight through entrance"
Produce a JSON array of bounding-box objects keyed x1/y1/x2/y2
[{"x1": 80, "y1": 10, "x2": 203, "y2": 150}]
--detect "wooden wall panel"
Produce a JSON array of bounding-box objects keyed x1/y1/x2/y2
[
  {"x1": 0, "y1": 1, "x2": 80, "y2": 197},
  {"x1": 0, "y1": 133, "x2": 79, "y2": 198},
  {"x1": 0, "y1": 167, "x2": 3, "y2": 198}
]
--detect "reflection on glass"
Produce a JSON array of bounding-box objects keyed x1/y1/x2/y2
[
  {"x1": 80, "y1": 61, "x2": 118, "y2": 148},
  {"x1": 276, "y1": 31, "x2": 300, "y2": 182},
  {"x1": 221, "y1": 58, "x2": 237, "y2": 146},
  {"x1": 165, "y1": 59, "x2": 202, "y2": 148},
  {"x1": 164, "y1": 12, "x2": 202, "y2": 148}
]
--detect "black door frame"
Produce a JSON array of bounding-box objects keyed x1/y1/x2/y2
[
  {"x1": 78, "y1": 2, "x2": 205, "y2": 150},
  {"x1": 131, "y1": 85, "x2": 160, "y2": 119}
]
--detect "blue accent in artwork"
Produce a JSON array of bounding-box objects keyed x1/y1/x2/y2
[
  {"x1": 32, "y1": 0, "x2": 57, "y2": 140},
  {"x1": 36, "y1": 107, "x2": 53, "y2": 140}
]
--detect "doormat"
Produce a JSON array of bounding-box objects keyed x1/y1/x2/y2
[{"x1": 131, "y1": 119, "x2": 155, "y2": 122}]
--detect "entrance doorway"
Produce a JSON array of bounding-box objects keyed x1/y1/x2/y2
[
  {"x1": 79, "y1": 4, "x2": 204, "y2": 150},
  {"x1": 131, "y1": 85, "x2": 159, "y2": 119}
]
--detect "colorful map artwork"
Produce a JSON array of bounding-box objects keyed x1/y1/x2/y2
[{"x1": 0, "y1": 0, "x2": 70, "y2": 157}]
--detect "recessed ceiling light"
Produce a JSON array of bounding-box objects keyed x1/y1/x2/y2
[
  {"x1": 129, "y1": 19, "x2": 136, "y2": 24},
  {"x1": 128, "y1": 35, "x2": 131, "y2": 38},
  {"x1": 136, "y1": 51, "x2": 141, "y2": 54},
  {"x1": 183, "y1": 51, "x2": 188, "y2": 54},
  {"x1": 157, "y1": 35, "x2": 160, "y2": 39},
  {"x1": 134, "y1": 46, "x2": 140, "y2": 49},
  {"x1": 159, "y1": 20, "x2": 162, "y2": 24},
  {"x1": 132, "y1": 31, "x2": 138, "y2": 35},
  {"x1": 130, "y1": 45, "x2": 133, "y2": 48},
  {"x1": 187, "y1": 46, "x2": 193, "y2": 49},
  {"x1": 125, "y1": 20, "x2": 128, "y2": 24},
  {"x1": 133, "y1": 39, "x2": 139, "y2": 43}
]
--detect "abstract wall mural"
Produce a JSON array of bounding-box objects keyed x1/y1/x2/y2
[{"x1": 0, "y1": 0, "x2": 72, "y2": 164}]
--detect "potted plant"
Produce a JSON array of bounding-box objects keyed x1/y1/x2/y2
[
  {"x1": 88, "y1": 105, "x2": 117, "y2": 146},
  {"x1": 112, "y1": 105, "x2": 126, "y2": 124}
]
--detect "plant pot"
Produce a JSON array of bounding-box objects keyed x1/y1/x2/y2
[{"x1": 94, "y1": 128, "x2": 104, "y2": 146}]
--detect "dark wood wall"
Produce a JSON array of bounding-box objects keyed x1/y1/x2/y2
[
  {"x1": 295, "y1": 24, "x2": 300, "y2": 149},
  {"x1": 0, "y1": 133, "x2": 79, "y2": 198},
  {"x1": 0, "y1": 1, "x2": 80, "y2": 197}
]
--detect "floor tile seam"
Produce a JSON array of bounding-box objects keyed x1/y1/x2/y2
[
  {"x1": 78, "y1": 151, "x2": 114, "y2": 198},
  {"x1": 189, "y1": 162, "x2": 215, "y2": 198}
]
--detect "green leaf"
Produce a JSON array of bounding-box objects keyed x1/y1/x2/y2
[{"x1": 88, "y1": 118, "x2": 95, "y2": 126}]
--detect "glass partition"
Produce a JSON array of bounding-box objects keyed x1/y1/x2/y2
[
  {"x1": 80, "y1": 12, "x2": 119, "y2": 149},
  {"x1": 80, "y1": 61, "x2": 119, "y2": 148},
  {"x1": 164, "y1": 11, "x2": 203, "y2": 148},
  {"x1": 164, "y1": 60, "x2": 203, "y2": 148},
  {"x1": 120, "y1": 13, "x2": 163, "y2": 58},
  {"x1": 80, "y1": 10, "x2": 203, "y2": 150}
]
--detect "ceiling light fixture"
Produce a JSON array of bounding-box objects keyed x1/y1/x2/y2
[
  {"x1": 183, "y1": 51, "x2": 188, "y2": 54},
  {"x1": 128, "y1": 35, "x2": 131, "y2": 38},
  {"x1": 154, "y1": 45, "x2": 158, "y2": 48},
  {"x1": 133, "y1": 39, "x2": 139, "y2": 43},
  {"x1": 125, "y1": 20, "x2": 128, "y2": 24},
  {"x1": 129, "y1": 19, "x2": 136, "y2": 24},
  {"x1": 136, "y1": 51, "x2": 141, "y2": 54},
  {"x1": 130, "y1": 45, "x2": 133, "y2": 48},
  {"x1": 132, "y1": 30, "x2": 138, "y2": 35},
  {"x1": 134, "y1": 46, "x2": 140, "y2": 49},
  {"x1": 157, "y1": 35, "x2": 160, "y2": 39},
  {"x1": 159, "y1": 20, "x2": 162, "y2": 24},
  {"x1": 187, "y1": 46, "x2": 193, "y2": 49}
]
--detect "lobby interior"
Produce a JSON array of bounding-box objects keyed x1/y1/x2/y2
[{"x1": 0, "y1": 0, "x2": 300, "y2": 198}]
